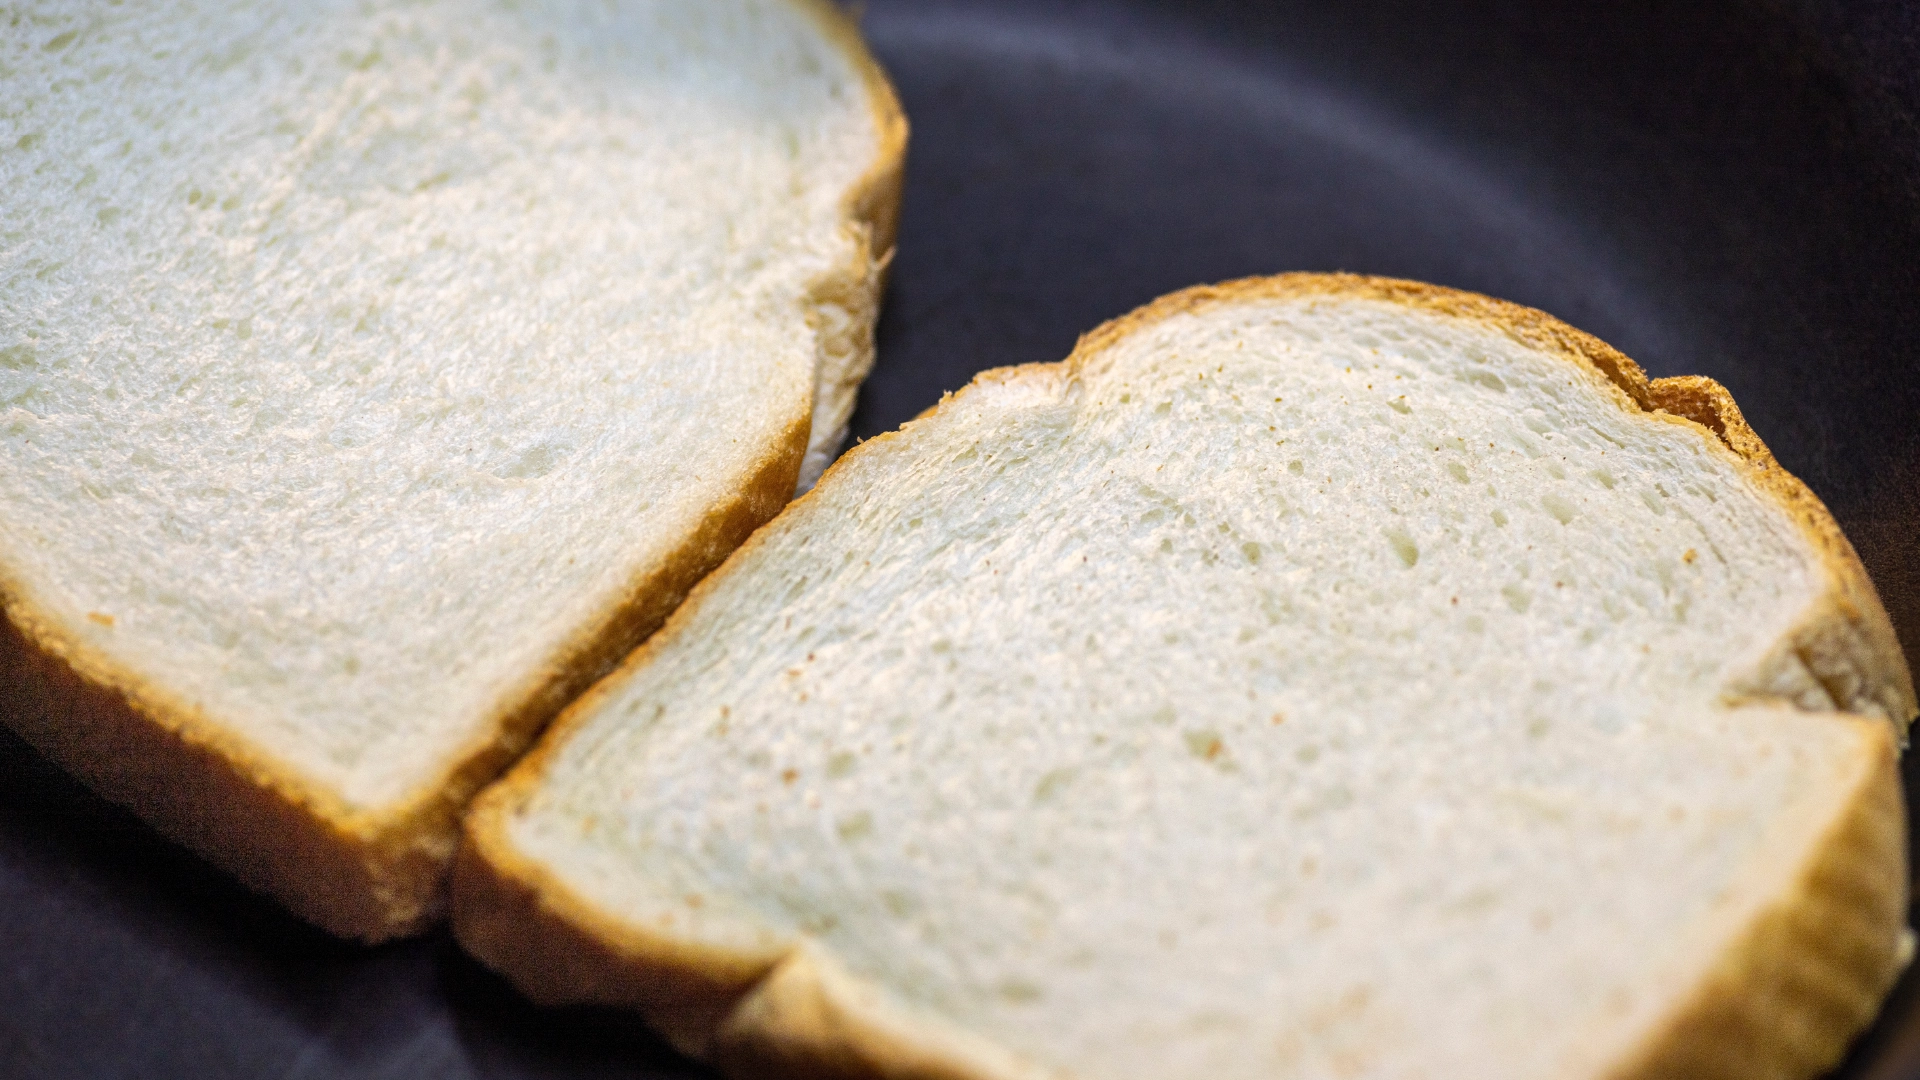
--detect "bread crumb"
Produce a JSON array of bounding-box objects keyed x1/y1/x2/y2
[{"x1": 1184, "y1": 730, "x2": 1226, "y2": 762}]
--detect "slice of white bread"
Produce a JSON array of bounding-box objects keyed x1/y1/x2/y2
[
  {"x1": 456, "y1": 275, "x2": 1917, "y2": 1080},
  {"x1": 0, "y1": 0, "x2": 904, "y2": 940}
]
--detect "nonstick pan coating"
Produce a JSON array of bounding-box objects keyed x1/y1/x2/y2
[{"x1": 3, "y1": 1, "x2": 1917, "y2": 1076}]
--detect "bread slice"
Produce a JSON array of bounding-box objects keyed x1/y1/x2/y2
[
  {"x1": 0, "y1": 0, "x2": 904, "y2": 940},
  {"x1": 456, "y1": 275, "x2": 1916, "y2": 1080}
]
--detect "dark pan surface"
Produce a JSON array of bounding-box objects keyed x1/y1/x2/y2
[{"x1": 3, "y1": 1, "x2": 1917, "y2": 1076}]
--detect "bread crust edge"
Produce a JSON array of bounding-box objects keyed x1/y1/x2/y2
[
  {"x1": 0, "y1": 0, "x2": 907, "y2": 943},
  {"x1": 453, "y1": 272, "x2": 1916, "y2": 1075}
]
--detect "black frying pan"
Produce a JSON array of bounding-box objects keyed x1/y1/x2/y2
[{"x1": 4, "y1": 1, "x2": 1917, "y2": 1076}]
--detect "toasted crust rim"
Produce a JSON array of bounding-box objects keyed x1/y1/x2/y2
[
  {"x1": 454, "y1": 272, "x2": 1916, "y2": 1076},
  {"x1": 0, "y1": 0, "x2": 908, "y2": 942}
]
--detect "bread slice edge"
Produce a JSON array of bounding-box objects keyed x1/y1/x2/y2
[{"x1": 0, "y1": 0, "x2": 907, "y2": 943}]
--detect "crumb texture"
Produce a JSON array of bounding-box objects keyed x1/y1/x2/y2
[
  {"x1": 0, "y1": 0, "x2": 884, "y2": 809},
  {"x1": 497, "y1": 293, "x2": 1903, "y2": 1080}
]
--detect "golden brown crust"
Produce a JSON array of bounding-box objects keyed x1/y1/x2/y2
[
  {"x1": 455, "y1": 272, "x2": 1915, "y2": 1076},
  {"x1": 1604, "y1": 719, "x2": 1908, "y2": 1080},
  {"x1": 0, "y1": 1, "x2": 908, "y2": 942}
]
